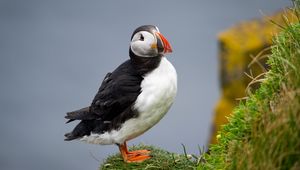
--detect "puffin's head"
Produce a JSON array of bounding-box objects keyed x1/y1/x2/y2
[{"x1": 130, "y1": 25, "x2": 172, "y2": 57}]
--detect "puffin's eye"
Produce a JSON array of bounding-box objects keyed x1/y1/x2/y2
[{"x1": 139, "y1": 34, "x2": 144, "y2": 41}]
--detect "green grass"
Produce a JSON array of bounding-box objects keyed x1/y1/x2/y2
[
  {"x1": 198, "y1": 3, "x2": 300, "y2": 169},
  {"x1": 100, "y1": 2, "x2": 300, "y2": 169},
  {"x1": 100, "y1": 144, "x2": 198, "y2": 170}
]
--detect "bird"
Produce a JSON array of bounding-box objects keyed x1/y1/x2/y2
[{"x1": 64, "y1": 25, "x2": 177, "y2": 163}]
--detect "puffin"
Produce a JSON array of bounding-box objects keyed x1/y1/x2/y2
[{"x1": 64, "y1": 25, "x2": 177, "y2": 163}]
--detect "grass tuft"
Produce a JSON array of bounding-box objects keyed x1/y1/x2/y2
[{"x1": 100, "y1": 144, "x2": 198, "y2": 170}]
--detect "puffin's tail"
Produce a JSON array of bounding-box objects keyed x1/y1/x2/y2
[
  {"x1": 65, "y1": 107, "x2": 97, "y2": 141},
  {"x1": 64, "y1": 107, "x2": 104, "y2": 141},
  {"x1": 65, "y1": 107, "x2": 98, "y2": 123},
  {"x1": 64, "y1": 120, "x2": 97, "y2": 141}
]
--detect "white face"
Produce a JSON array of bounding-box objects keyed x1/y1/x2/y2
[{"x1": 130, "y1": 31, "x2": 158, "y2": 57}]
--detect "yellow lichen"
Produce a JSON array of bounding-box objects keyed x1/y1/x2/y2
[{"x1": 209, "y1": 9, "x2": 297, "y2": 144}]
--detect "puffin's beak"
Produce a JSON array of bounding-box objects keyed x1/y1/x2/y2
[{"x1": 154, "y1": 32, "x2": 173, "y2": 54}]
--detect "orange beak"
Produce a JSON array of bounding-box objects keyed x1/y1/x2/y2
[{"x1": 156, "y1": 32, "x2": 173, "y2": 54}]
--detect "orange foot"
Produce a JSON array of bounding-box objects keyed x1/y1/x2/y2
[
  {"x1": 118, "y1": 142, "x2": 152, "y2": 163},
  {"x1": 127, "y1": 149, "x2": 151, "y2": 156},
  {"x1": 127, "y1": 154, "x2": 151, "y2": 163}
]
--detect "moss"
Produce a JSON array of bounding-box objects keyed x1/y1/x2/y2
[{"x1": 100, "y1": 144, "x2": 197, "y2": 170}]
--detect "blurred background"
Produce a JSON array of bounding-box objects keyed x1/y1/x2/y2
[{"x1": 0, "y1": 0, "x2": 291, "y2": 170}]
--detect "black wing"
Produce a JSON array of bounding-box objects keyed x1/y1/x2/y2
[
  {"x1": 64, "y1": 60, "x2": 143, "y2": 140},
  {"x1": 90, "y1": 60, "x2": 143, "y2": 121}
]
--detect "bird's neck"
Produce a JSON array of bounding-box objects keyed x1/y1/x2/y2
[{"x1": 129, "y1": 49, "x2": 162, "y2": 75}]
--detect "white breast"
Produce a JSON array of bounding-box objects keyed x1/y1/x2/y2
[
  {"x1": 134, "y1": 57, "x2": 177, "y2": 116},
  {"x1": 80, "y1": 57, "x2": 177, "y2": 145}
]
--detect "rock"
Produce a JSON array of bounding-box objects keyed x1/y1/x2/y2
[{"x1": 210, "y1": 9, "x2": 297, "y2": 144}]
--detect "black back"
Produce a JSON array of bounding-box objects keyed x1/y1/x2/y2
[{"x1": 90, "y1": 60, "x2": 143, "y2": 125}]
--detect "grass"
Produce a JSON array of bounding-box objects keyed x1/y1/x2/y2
[
  {"x1": 100, "y1": 2, "x2": 300, "y2": 169},
  {"x1": 198, "y1": 2, "x2": 300, "y2": 169},
  {"x1": 100, "y1": 144, "x2": 198, "y2": 170}
]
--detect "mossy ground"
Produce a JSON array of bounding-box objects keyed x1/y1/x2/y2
[{"x1": 100, "y1": 144, "x2": 198, "y2": 170}]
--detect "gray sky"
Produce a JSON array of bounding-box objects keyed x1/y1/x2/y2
[{"x1": 0, "y1": 0, "x2": 290, "y2": 170}]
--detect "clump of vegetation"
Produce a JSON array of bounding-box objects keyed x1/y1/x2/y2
[
  {"x1": 100, "y1": 144, "x2": 197, "y2": 170},
  {"x1": 199, "y1": 2, "x2": 300, "y2": 169}
]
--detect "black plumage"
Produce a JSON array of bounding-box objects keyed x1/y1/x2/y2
[{"x1": 64, "y1": 55, "x2": 161, "y2": 141}]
